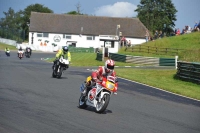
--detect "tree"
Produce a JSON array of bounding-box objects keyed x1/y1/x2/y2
[
  {"x1": 0, "y1": 7, "x2": 23, "y2": 30},
  {"x1": 0, "y1": 4, "x2": 53, "y2": 41},
  {"x1": 65, "y1": 2, "x2": 85, "y2": 15},
  {"x1": 0, "y1": 7, "x2": 24, "y2": 40},
  {"x1": 135, "y1": 0, "x2": 177, "y2": 36},
  {"x1": 66, "y1": 11, "x2": 82, "y2": 15},
  {"x1": 22, "y1": 3, "x2": 53, "y2": 40}
]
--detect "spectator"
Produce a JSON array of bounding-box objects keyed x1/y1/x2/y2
[
  {"x1": 181, "y1": 28, "x2": 186, "y2": 35},
  {"x1": 128, "y1": 40, "x2": 131, "y2": 47},
  {"x1": 121, "y1": 36, "x2": 127, "y2": 47},
  {"x1": 145, "y1": 30, "x2": 149, "y2": 42},
  {"x1": 154, "y1": 30, "x2": 158, "y2": 40},
  {"x1": 174, "y1": 28, "x2": 177, "y2": 35},
  {"x1": 159, "y1": 30, "x2": 163, "y2": 38},
  {"x1": 176, "y1": 28, "x2": 180, "y2": 35},
  {"x1": 149, "y1": 36, "x2": 154, "y2": 41},
  {"x1": 193, "y1": 22, "x2": 198, "y2": 31},
  {"x1": 197, "y1": 21, "x2": 200, "y2": 31}
]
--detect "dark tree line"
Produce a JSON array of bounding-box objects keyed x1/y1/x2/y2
[
  {"x1": 0, "y1": 4, "x2": 53, "y2": 41},
  {"x1": 0, "y1": 1, "x2": 177, "y2": 41}
]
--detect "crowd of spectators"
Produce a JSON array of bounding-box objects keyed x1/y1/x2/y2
[
  {"x1": 171, "y1": 21, "x2": 200, "y2": 36},
  {"x1": 120, "y1": 21, "x2": 200, "y2": 45},
  {"x1": 145, "y1": 21, "x2": 200, "y2": 42}
]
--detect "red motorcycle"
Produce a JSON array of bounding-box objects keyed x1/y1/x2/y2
[{"x1": 78, "y1": 76, "x2": 118, "y2": 113}]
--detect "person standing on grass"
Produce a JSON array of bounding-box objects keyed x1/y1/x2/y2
[{"x1": 145, "y1": 30, "x2": 149, "y2": 42}]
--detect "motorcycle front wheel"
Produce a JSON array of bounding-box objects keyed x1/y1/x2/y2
[
  {"x1": 96, "y1": 94, "x2": 110, "y2": 113},
  {"x1": 78, "y1": 94, "x2": 87, "y2": 109},
  {"x1": 57, "y1": 67, "x2": 63, "y2": 79}
]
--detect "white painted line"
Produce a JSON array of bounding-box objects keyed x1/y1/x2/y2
[
  {"x1": 86, "y1": 68, "x2": 200, "y2": 102},
  {"x1": 119, "y1": 77, "x2": 200, "y2": 102}
]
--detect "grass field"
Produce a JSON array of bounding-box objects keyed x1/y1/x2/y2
[{"x1": 1, "y1": 32, "x2": 200, "y2": 100}]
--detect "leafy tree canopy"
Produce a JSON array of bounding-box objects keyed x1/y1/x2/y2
[
  {"x1": 66, "y1": 11, "x2": 83, "y2": 15},
  {"x1": 135, "y1": 0, "x2": 177, "y2": 35}
]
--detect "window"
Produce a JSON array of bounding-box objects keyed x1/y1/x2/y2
[
  {"x1": 63, "y1": 34, "x2": 71, "y2": 39},
  {"x1": 37, "y1": 33, "x2": 42, "y2": 37},
  {"x1": 43, "y1": 33, "x2": 49, "y2": 38},
  {"x1": 37, "y1": 33, "x2": 49, "y2": 38},
  {"x1": 87, "y1": 36, "x2": 95, "y2": 40}
]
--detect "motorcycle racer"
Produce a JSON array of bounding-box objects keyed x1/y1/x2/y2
[
  {"x1": 18, "y1": 46, "x2": 24, "y2": 57},
  {"x1": 83, "y1": 59, "x2": 118, "y2": 97},
  {"x1": 5, "y1": 47, "x2": 10, "y2": 52},
  {"x1": 53, "y1": 46, "x2": 71, "y2": 71}
]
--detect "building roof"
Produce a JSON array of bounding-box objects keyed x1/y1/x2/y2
[{"x1": 29, "y1": 12, "x2": 147, "y2": 38}]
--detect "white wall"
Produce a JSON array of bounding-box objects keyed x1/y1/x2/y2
[
  {"x1": 28, "y1": 32, "x2": 145, "y2": 53},
  {"x1": 0, "y1": 38, "x2": 17, "y2": 46}
]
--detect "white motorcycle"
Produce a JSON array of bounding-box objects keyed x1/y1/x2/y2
[
  {"x1": 18, "y1": 50, "x2": 24, "y2": 59},
  {"x1": 52, "y1": 56, "x2": 69, "y2": 78},
  {"x1": 78, "y1": 76, "x2": 118, "y2": 113}
]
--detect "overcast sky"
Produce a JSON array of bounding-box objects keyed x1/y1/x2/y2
[{"x1": 0, "y1": 0, "x2": 200, "y2": 29}]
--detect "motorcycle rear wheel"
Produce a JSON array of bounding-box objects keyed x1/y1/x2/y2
[
  {"x1": 78, "y1": 94, "x2": 87, "y2": 109},
  {"x1": 96, "y1": 94, "x2": 110, "y2": 113}
]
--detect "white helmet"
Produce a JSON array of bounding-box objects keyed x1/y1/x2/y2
[{"x1": 105, "y1": 59, "x2": 115, "y2": 73}]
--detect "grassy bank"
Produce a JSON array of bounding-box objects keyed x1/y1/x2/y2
[
  {"x1": 119, "y1": 32, "x2": 200, "y2": 62},
  {"x1": 0, "y1": 43, "x2": 17, "y2": 50}
]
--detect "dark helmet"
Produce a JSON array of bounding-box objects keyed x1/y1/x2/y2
[{"x1": 63, "y1": 46, "x2": 68, "y2": 53}]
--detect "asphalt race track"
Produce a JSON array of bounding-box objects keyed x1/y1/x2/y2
[{"x1": 0, "y1": 50, "x2": 200, "y2": 133}]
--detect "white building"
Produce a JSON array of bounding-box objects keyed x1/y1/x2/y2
[{"x1": 29, "y1": 12, "x2": 147, "y2": 53}]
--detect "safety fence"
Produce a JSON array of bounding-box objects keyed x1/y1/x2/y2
[
  {"x1": 175, "y1": 62, "x2": 200, "y2": 84},
  {"x1": 96, "y1": 53, "x2": 177, "y2": 67},
  {"x1": 125, "y1": 45, "x2": 185, "y2": 56},
  {"x1": 68, "y1": 47, "x2": 94, "y2": 53}
]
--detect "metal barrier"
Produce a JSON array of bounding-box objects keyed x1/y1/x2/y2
[
  {"x1": 96, "y1": 53, "x2": 177, "y2": 67},
  {"x1": 68, "y1": 47, "x2": 94, "y2": 53},
  {"x1": 96, "y1": 53, "x2": 103, "y2": 61},
  {"x1": 176, "y1": 62, "x2": 200, "y2": 84}
]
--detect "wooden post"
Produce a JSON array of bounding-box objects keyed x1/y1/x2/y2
[{"x1": 175, "y1": 56, "x2": 178, "y2": 69}]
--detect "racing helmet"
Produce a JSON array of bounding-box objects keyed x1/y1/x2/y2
[
  {"x1": 63, "y1": 46, "x2": 68, "y2": 53},
  {"x1": 105, "y1": 59, "x2": 115, "y2": 73}
]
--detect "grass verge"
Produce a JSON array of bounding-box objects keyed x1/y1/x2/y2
[{"x1": 47, "y1": 52, "x2": 200, "y2": 100}]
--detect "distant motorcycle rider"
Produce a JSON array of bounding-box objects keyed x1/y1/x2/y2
[
  {"x1": 82, "y1": 59, "x2": 118, "y2": 97},
  {"x1": 26, "y1": 46, "x2": 32, "y2": 55},
  {"x1": 5, "y1": 47, "x2": 10, "y2": 56},
  {"x1": 18, "y1": 46, "x2": 23, "y2": 57},
  {"x1": 53, "y1": 46, "x2": 71, "y2": 71},
  {"x1": 5, "y1": 47, "x2": 10, "y2": 53},
  {"x1": 5, "y1": 47, "x2": 10, "y2": 52}
]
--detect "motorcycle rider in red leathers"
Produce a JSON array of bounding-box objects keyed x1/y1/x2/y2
[{"x1": 82, "y1": 59, "x2": 118, "y2": 97}]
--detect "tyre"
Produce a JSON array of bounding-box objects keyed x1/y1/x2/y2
[
  {"x1": 52, "y1": 71, "x2": 56, "y2": 78},
  {"x1": 27, "y1": 53, "x2": 30, "y2": 58},
  {"x1": 57, "y1": 67, "x2": 63, "y2": 79},
  {"x1": 78, "y1": 94, "x2": 87, "y2": 109},
  {"x1": 96, "y1": 94, "x2": 110, "y2": 113}
]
